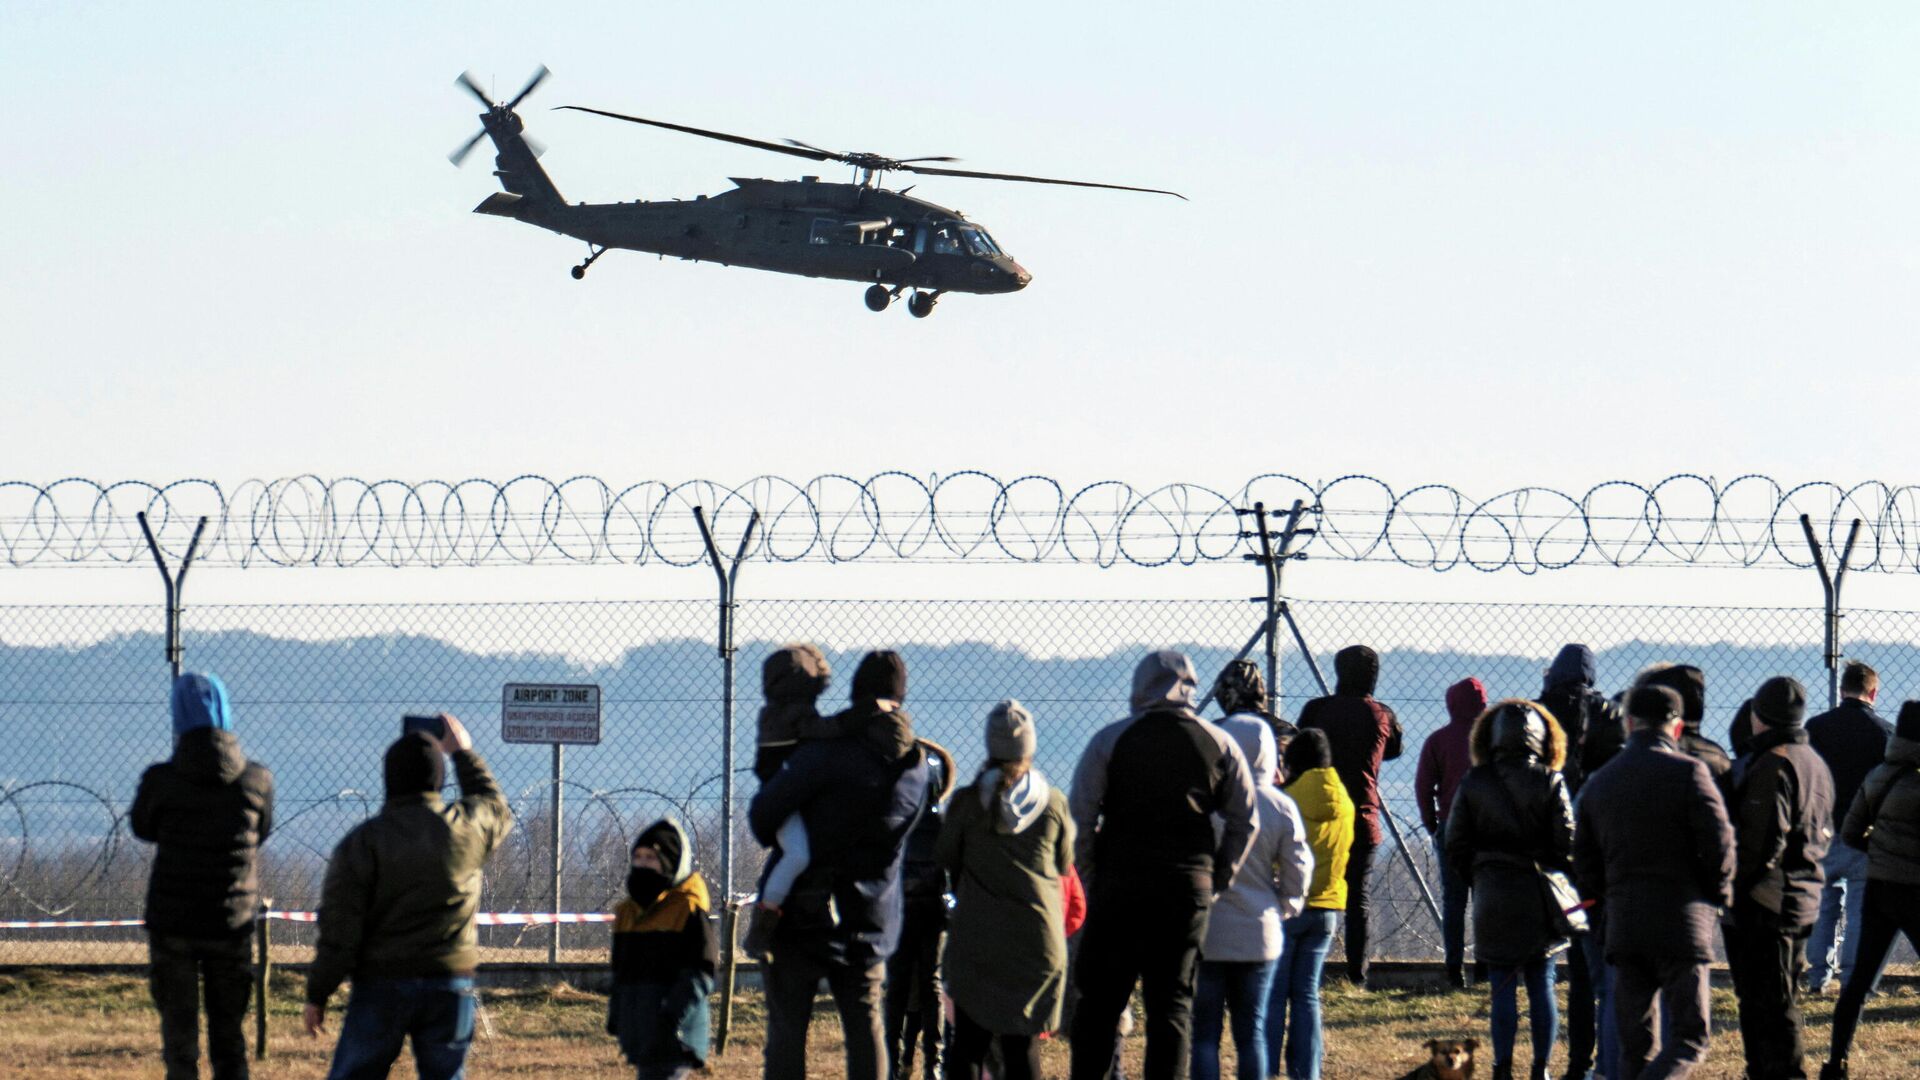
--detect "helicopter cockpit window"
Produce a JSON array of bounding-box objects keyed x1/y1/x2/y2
[
  {"x1": 928, "y1": 224, "x2": 963, "y2": 255},
  {"x1": 959, "y1": 227, "x2": 1003, "y2": 257}
]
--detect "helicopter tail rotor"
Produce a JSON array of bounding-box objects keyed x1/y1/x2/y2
[{"x1": 449, "y1": 65, "x2": 550, "y2": 167}]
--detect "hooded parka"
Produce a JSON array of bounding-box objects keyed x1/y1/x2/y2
[
  {"x1": 1415, "y1": 678, "x2": 1485, "y2": 835},
  {"x1": 1538, "y1": 645, "x2": 1626, "y2": 792},
  {"x1": 936, "y1": 764, "x2": 1075, "y2": 1035},
  {"x1": 129, "y1": 675, "x2": 276, "y2": 939},
  {"x1": 1296, "y1": 646, "x2": 1403, "y2": 845},
  {"x1": 1842, "y1": 734, "x2": 1920, "y2": 884},
  {"x1": 608, "y1": 818, "x2": 719, "y2": 1069},
  {"x1": 1445, "y1": 701, "x2": 1576, "y2": 966},
  {"x1": 1201, "y1": 715, "x2": 1314, "y2": 962}
]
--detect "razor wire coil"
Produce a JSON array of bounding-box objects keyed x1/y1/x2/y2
[{"x1": 0, "y1": 473, "x2": 1912, "y2": 572}]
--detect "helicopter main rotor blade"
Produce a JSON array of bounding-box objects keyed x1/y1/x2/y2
[
  {"x1": 892, "y1": 156, "x2": 961, "y2": 165},
  {"x1": 454, "y1": 70, "x2": 493, "y2": 108},
  {"x1": 505, "y1": 65, "x2": 550, "y2": 111},
  {"x1": 900, "y1": 163, "x2": 1187, "y2": 200},
  {"x1": 559, "y1": 106, "x2": 837, "y2": 163},
  {"x1": 448, "y1": 128, "x2": 488, "y2": 166}
]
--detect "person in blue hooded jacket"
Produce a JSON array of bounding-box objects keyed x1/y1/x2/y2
[{"x1": 130, "y1": 672, "x2": 275, "y2": 1080}]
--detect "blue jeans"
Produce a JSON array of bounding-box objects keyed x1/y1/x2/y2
[
  {"x1": 1808, "y1": 842, "x2": 1870, "y2": 991},
  {"x1": 1488, "y1": 956, "x2": 1557, "y2": 1072},
  {"x1": 1266, "y1": 908, "x2": 1337, "y2": 1080},
  {"x1": 1192, "y1": 959, "x2": 1277, "y2": 1080},
  {"x1": 1432, "y1": 829, "x2": 1468, "y2": 977},
  {"x1": 326, "y1": 975, "x2": 477, "y2": 1080}
]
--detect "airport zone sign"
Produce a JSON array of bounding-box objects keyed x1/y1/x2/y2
[{"x1": 501, "y1": 683, "x2": 602, "y2": 745}]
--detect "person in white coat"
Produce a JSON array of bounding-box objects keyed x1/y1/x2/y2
[{"x1": 1190, "y1": 709, "x2": 1314, "y2": 1080}]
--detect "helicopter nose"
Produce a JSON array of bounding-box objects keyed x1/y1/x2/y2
[{"x1": 1011, "y1": 263, "x2": 1032, "y2": 290}]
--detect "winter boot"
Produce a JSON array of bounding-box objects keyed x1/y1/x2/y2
[
  {"x1": 1491, "y1": 1061, "x2": 1514, "y2": 1080},
  {"x1": 1820, "y1": 1061, "x2": 1848, "y2": 1080},
  {"x1": 1446, "y1": 964, "x2": 1467, "y2": 990},
  {"x1": 741, "y1": 903, "x2": 781, "y2": 961}
]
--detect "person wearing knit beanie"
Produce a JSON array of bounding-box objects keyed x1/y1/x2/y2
[
  {"x1": 987, "y1": 698, "x2": 1037, "y2": 762},
  {"x1": 852, "y1": 650, "x2": 908, "y2": 705},
  {"x1": 132, "y1": 670, "x2": 275, "y2": 1080},
  {"x1": 1726, "y1": 673, "x2": 1831, "y2": 1080}
]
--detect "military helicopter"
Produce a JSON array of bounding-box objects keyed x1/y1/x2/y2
[{"x1": 449, "y1": 68, "x2": 1184, "y2": 317}]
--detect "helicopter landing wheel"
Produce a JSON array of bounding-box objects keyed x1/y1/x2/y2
[
  {"x1": 864, "y1": 284, "x2": 891, "y2": 312},
  {"x1": 907, "y1": 291, "x2": 938, "y2": 319},
  {"x1": 571, "y1": 244, "x2": 608, "y2": 281}
]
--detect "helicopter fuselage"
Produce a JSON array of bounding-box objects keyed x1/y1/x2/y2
[{"x1": 482, "y1": 177, "x2": 1031, "y2": 295}]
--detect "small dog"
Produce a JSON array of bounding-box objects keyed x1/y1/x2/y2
[{"x1": 1395, "y1": 1037, "x2": 1478, "y2": 1080}]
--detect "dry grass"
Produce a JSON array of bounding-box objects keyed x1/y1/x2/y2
[{"x1": 2, "y1": 970, "x2": 1918, "y2": 1077}]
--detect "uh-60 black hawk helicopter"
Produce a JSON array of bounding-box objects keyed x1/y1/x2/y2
[{"x1": 449, "y1": 68, "x2": 1184, "y2": 317}]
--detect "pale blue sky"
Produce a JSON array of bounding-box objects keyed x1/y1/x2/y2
[{"x1": 4, "y1": 3, "x2": 1919, "y2": 608}]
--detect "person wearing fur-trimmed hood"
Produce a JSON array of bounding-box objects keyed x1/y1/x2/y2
[
  {"x1": 607, "y1": 818, "x2": 718, "y2": 1080},
  {"x1": 1445, "y1": 700, "x2": 1575, "y2": 1080}
]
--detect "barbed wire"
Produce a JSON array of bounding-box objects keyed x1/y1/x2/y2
[{"x1": 0, "y1": 473, "x2": 1910, "y2": 572}]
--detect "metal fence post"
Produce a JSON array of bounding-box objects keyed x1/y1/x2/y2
[
  {"x1": 255, "y1": 898, "x2": 272, "y2": 1060},
  {"x1": 693, "y1": 505, "x2": 759, "y2": 1055},
  {"x1": 549, "y1": 743, "x2": 564, "y2": 964},
  {"x1": 136, "y1": 512, "x2": 209, "y2": 683},
  {"x1": 1800, "y1": 514, "x2": 1863, "y2": 710}
]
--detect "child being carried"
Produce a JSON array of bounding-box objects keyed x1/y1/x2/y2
[{"x1": 741, "y1": 643, "x2": 848, "y2": 958}]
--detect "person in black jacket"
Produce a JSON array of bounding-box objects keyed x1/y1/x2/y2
[
  {"x1": 1535, "y1": 644, "x2": 1623, "y2": 1080},
  {"x1": 885, "y1": 736, "x2": 954, "y2": 1080},
  {"x1": 129, "y1": 672, "x2": 275, "y2": 1080},
  {"x1": 1446, "y1": 700, "x2": 1575, "y2": 1080},
  {"x1": 1804, "y1": 661, "x2": 1891, "y2": 995},
  {"x1": 1573, "y1": 684, "x2": 1734, "y2": 1080},
  {"x1": 1725, "y1": 677, "x2": 1833, "y2": 1080},
  {"x1": 1068, "y1": 650, "x2": 1258, "y2": 1080},
  {"x1": 1636, "y1": 664, "x2": 1733, "y2": 796},
  {"x1": 749, "y1": 650, "x2": 931, "y2": 1080},
  {"x1": 1819, "y1": 701, "x2": 1920, "y2": 1079}
]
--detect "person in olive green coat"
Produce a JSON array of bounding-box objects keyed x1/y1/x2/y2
[
  {"x1": 936, "y1": 699, "x2": 1075, "y2": 1080},
  {"x1": 303, "y1": 714, "x2": 514, "y2": 1080}
]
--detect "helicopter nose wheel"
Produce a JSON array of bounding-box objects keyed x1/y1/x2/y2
[
  {"x1": 571, "y1": 244, "x2": 608, "y2": 280},
  {"x1": 864, "y1": 284, "x2": 891, "y2": 312},
  {"x1": 907, "y1": 291, "x2": 939, "y2": 319}
]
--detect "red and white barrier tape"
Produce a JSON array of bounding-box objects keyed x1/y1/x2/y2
[
  {"x1": 2, "y1": 911, "x2": 617, "y2": 931},
  {"x1": 0, "y1": 918, "x2": 148, "y2": 929}
]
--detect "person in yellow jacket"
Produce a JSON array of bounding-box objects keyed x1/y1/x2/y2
[{"x1": 1266, "y1": 729, "x2": 1355, "y2": 1080}]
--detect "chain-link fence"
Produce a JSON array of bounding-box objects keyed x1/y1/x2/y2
[{"x1": 3, "y1": 596, "x2": 1916, "y2": 966}]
